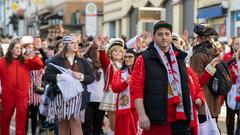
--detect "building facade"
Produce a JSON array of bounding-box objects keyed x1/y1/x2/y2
[
  {"x1": 103, "y1": 0, "x2": 196, "y2": 39},
  {"x1": 25, "y1": 0, "x2": 103, "y2": 39},
  {"x1": 196, "y1": 0, "x2": 228, "y2": 41},
  {"x1": 228, "y1": 0, "x2": 240, "y2": 37}
]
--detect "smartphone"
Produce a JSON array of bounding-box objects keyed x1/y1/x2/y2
[{"x1": 23, "y1": 48, "x2": 30, "y2": 55}]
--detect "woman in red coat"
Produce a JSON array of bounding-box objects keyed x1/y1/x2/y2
[
  {"x1": 111, "y1": 48, "x2": 139, "y2": 135},
  {"x1": 0, "y1": 39, "x2": 44, "y2": 135}
]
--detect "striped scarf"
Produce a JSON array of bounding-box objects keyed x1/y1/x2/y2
[{"x1": 154, "y1": 43, "x2": 185, "y2": 119}]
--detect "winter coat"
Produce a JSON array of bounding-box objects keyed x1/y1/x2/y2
[{"x1": 190, "y1": 48, "x2": 221, "y2": 117}]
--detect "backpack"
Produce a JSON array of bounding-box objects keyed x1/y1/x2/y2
[
  {"x1": 192, "y1": 44, "x2": 232, "y2": 96},
  {"x1": 207, "y1": 61, "x2": 232, "y2": 96}
]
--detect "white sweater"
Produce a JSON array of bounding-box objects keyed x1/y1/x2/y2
[{"x1": 88, "y1": 68, "x2": 105, "y2": 102}]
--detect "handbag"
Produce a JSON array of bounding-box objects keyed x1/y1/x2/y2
[
  {"x1": 227, "y1": 84, "x2": 237, "y2": 110},
  {"x1": 49, "y1": 63, "x2": 84, "y2": 102},
  {"x1": 198, "y1": 103, "x2": 220, "y2": 135}
]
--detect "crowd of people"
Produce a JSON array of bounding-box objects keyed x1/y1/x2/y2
[{"x1": 0, "y1": 20, "x2": 239, "y2": 135}]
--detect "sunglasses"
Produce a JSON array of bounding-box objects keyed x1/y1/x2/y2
[{"x1": 124, "y1": 55, "x2": 134, "y2": 59}]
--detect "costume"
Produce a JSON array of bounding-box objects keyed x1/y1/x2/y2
[
  {"x1": 44, "y1": 56, "x2": 95, "y2": 122},
  {"x1": 98, "y1": 38, "x2": 124, "y2": 112},
  {"x1": 0, "y1": 57, "x2": 44, "y2": 135},
  {"x1": 112, "y1": 69, "x2": 138, "y2": 135},
  {"x1": 98, "y1": 50, "x2": 119, "y2": 111}
]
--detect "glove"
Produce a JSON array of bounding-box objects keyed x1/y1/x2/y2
[{"x1": 210, "y1": 57, "x2": 221, "y2": 67}]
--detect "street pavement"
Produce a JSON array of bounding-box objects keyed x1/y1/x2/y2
[{"x1": 10, "y1": 104, "x2": 233, "y2": 135}]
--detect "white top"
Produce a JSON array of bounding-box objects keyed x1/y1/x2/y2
[{"x1": 88, "y1": 68, "x2": 105, "y2": 102}]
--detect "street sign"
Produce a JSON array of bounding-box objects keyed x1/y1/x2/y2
[{"x1": 85, "y1": 2, "x2": 97, "y2": 37}]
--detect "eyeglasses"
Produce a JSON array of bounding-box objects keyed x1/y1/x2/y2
[{"x1": 124, "y1": 55, "x2": 134, "y2": 59}]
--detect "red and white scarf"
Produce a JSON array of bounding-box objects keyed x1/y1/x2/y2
[
  {"x1": 154, "y1": 43, "x2": 185, "y2": 117},
  {"x1": 118, "y1": 69, "x2": 131, "y2": 111}
]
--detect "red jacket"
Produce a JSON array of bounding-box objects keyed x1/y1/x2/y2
[
  {"x1": 111, "y1": 69, "x2": 135, "y2": 114},
  {"x1": 0, "y1": 57, "x2": 44, "y2": 98},
  {"x1": 131, "y1": 55, "x2": 205, "y2": 135},
  {"x1": 99, "y1": 50, "x2": 115, "y2": 91},
  {"x1": 187, "y1": 67, "x2": 206, "y2": 135},
  {"x1": 223, "y1": 51, "x2": 234, "y2": 62}
]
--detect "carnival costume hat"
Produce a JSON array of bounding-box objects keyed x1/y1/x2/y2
[
  {"x1": 106, "y1": 38, "x2": 125, "y2": 58},
  {"x1": 62, "y1": 35, "x2": 76, "y2": 44}
]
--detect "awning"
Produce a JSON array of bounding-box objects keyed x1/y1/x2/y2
[{"x1": 198, "y1": 5, "x2": 223, "y2": 19}]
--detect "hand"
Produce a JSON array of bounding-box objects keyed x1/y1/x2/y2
[
  {"x1": 182, "y1": 30, "x2": 189, "y2": 43},
  {"x1": 126, "y1": 75, "x2": 131, "y2": 84},
  {"x1": 59, "y1": 24, "x2": 64, "y2": 33},
  {"x1": 72, "y1": 72, "x2": 84, "y2": 81},
  {"x1": 138, "y1": 114, "x2": 150, "y2": 131},
  {"x1": 136, "y1": 37, "x2": 142, "y2": 50},
  {"x1": 195, "y1": 98, "x2": 202, "y2": 106},
  {"x1": 210, "y1": 57, "x2": 221, "y2": 67}
]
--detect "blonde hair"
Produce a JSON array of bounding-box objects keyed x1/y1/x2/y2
[
  {"x1": 237, "y1": 47, "x2": 240, "y2": 61},
  {"x1": 108, "y1": 45, "x2": 124, "y2": 61}
]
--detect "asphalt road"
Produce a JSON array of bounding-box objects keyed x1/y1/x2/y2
[{"x1": 9, "y1": 104, "x2": 233, "y2": 135}]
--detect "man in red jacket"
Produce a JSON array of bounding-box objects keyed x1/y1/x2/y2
[{"x1": 131, "y1": 21, "x2": 192, "y2": 135}]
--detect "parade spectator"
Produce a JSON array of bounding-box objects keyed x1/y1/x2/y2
[
  {"x1": 25, "y1": 37, "x2": 48, "y2": 135},
  {"x1": 131, "y1": 21, "x2": 192, "y2": 135},
  {"x1": 97, "y1": 36, "x2": 124, "y2": 135},
  {"x1": 225, "y1": 37, "x2": 240, "y2": 135},
  {"x1": 190, "y1": 24, "x2": 222, "y2": 124},
  {"x1": 0, "y1": 39, "x2": 44, "y2": 135},
  {"x1": 82, "y1": 43, "x2": 105, "y2": 135},
  {"x1": 234, "y1": 45, "x2": 240, "y2": 134},
  {"x1": 53, "y1": 40, "x2": 64, "y2": 55},
  {"x1": 112, "y1": 48, "x2": 139, "y2": 135},
  {"x1": 44, "y1": 35, "x2": 95, "y2": 135}
]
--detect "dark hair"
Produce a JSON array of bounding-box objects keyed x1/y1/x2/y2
[
  {"x1": 121, "y1": 49, "x2": 138, "y2": 70},
  {"x1": 55, "y1": 41, "x2": 80, "y2": 58},
  {"x1": 84, "y1": 43, "x2": 101, "y2": 81},
  {"x1": 53, "y1": 40, "x2": 63, "y2": 54},
  {"x1": 5, "y1": 39, "x2": 25, "y2": 64}
]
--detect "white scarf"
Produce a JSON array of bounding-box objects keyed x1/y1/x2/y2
[
  {"x1": 118, "y1": 69, "x2": 131, "y2": 110},
  {"x1": 154, "y1": 43, "x2": 185, "y2": 114}
]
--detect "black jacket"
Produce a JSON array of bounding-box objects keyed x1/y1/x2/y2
[
  {"x1": 44, "y1": 55, "x2": 95, "y2": 103},
  {"x1": 142, "y1": 42, "x2": 191, "y2": 124}
]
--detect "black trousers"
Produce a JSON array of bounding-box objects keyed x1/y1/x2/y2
[
  {"x1": 170, "y1": 120, "x2": 191, "y2": 135},
  {"x1": 225, "y1": 98, "x2": 240, "y2": 135},
  {"x1": 26, "y1": 104, "x2": 46, "y2": 135},
  {"x1": 82, "y1": 102, "x2": 105, "y2": 135}
]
